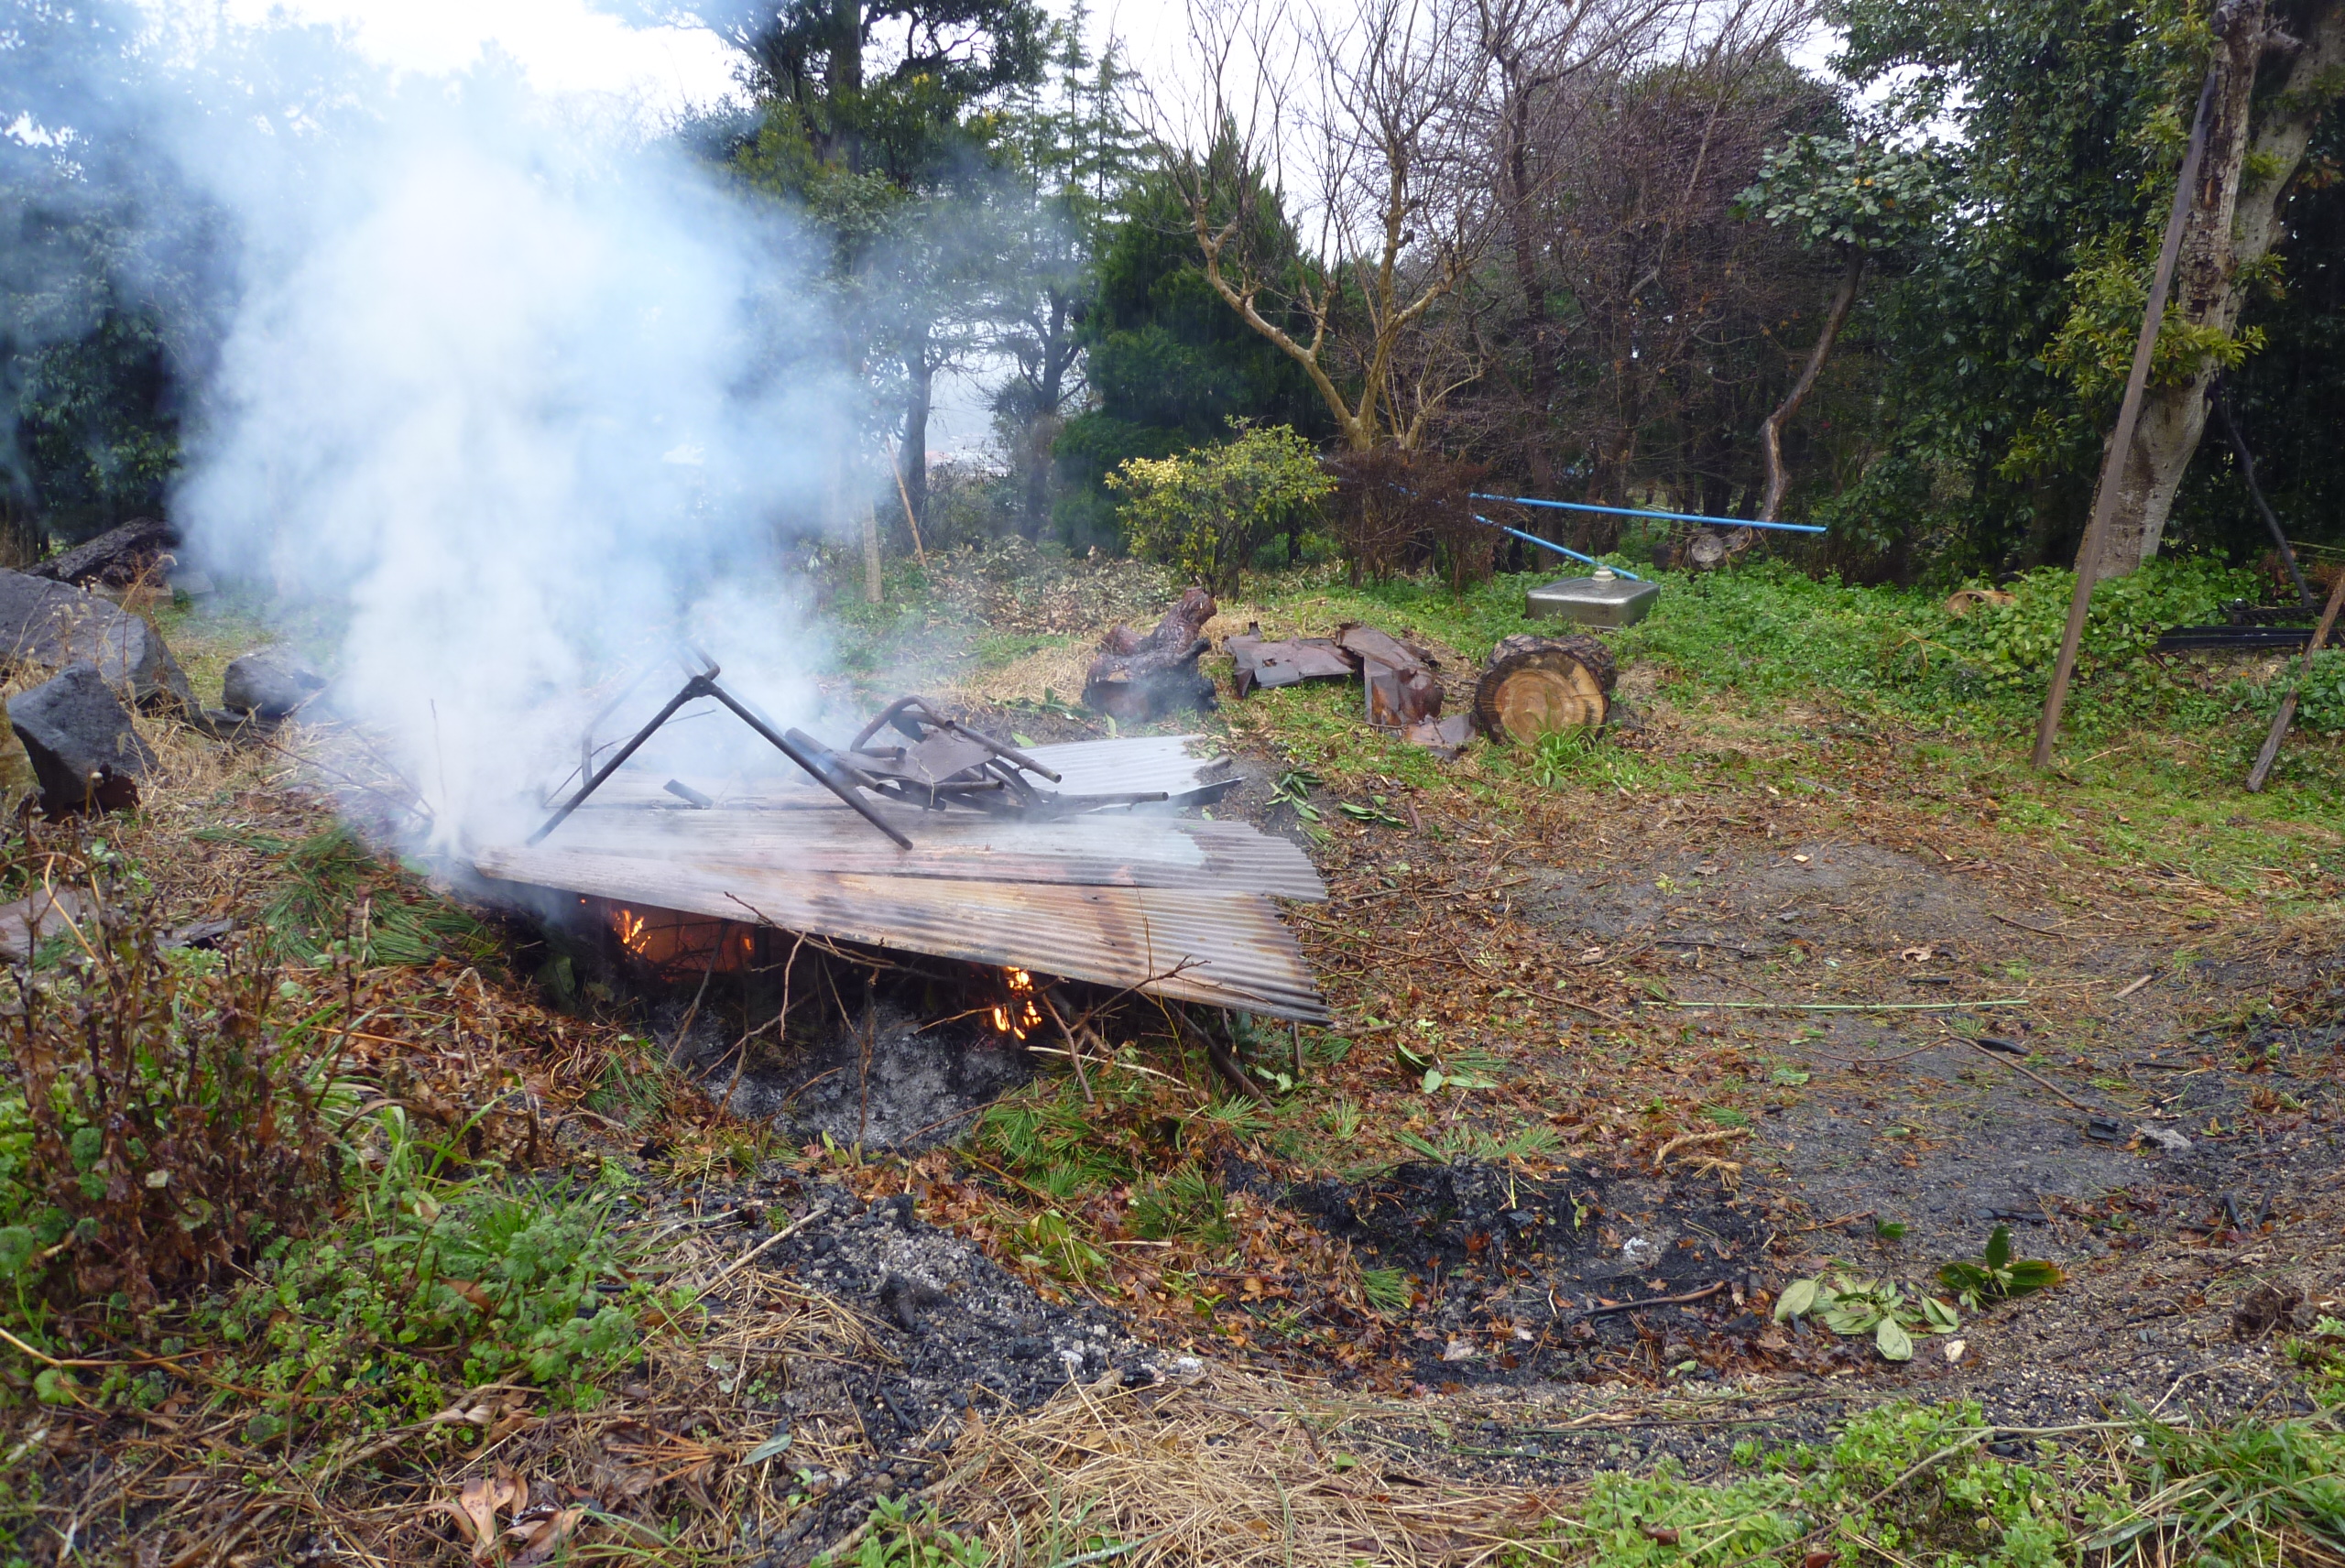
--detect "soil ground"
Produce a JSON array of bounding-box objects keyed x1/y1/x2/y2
[{"x1": 5, "y1": 557, "x2": 2340, "y2": 1565}]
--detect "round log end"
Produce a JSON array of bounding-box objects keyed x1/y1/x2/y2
[{"x1": 1475, "y1": 634, "x2": 1617, "y2": 744}]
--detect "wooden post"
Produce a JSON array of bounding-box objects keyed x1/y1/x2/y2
[
  {"x1": 2245, "y1": 566, "x2": 2345, "y2": 792},
  {"x1": 2032, "y1": 71, "x2": 2220, "y2": 771},
  {"x1": 860, "y1": 497, "x2": 882, "y2": 604}
]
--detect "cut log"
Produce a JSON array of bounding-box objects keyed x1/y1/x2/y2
[
  {"x1": 1473, "y1": 633, "x2": 1616, "y2": 743},
  {"x1": 1084, "y1": 587, "x2": 1218, "y2": 721},
  {"x1": 29, "y1": 517, "x2": 179, "y2": 586}
]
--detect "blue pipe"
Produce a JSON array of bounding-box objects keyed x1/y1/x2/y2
[
  {"x1": 1474, "y1": 515, "x2": 1647, "y2": 581},
  {"x1": 1470, "y1": 492, "x2": 1828, "y2": 535}
]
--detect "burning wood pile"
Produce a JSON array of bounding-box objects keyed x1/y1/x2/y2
[{"x1": 474, "y1": 665, "x2": 1329, "y2": 1024}]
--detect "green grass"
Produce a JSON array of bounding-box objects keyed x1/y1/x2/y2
[{"x1": 1235, "y1": 555, "x2": 2343, "y2": 906}]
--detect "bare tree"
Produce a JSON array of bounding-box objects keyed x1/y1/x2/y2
[
  {"x1": 1474, "y1": 0, "x2": 1687, "y2": 490},
  {"x1": 1152, "y1": 0, "x2": 1500, "y2": 452},
  {"x1": 1511, "y1": 0, "x2": 1821, "y2": 525}
]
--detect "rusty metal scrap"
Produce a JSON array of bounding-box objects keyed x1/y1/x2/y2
[{"x1": 1226, "y1": 626, "x2": 1356, "y2": 698}]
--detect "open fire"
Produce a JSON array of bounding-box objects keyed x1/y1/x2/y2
[{"x1": 991, "y1": 967, "x2": 1042, "y2": 1040}]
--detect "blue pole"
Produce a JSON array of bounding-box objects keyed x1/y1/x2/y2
[
  {"x1": 1470, "y1": 492, "x2": 1827, "y2": 535},
  {"x1": 1473, "y1": 516, "x2": 1647, "y2": 581}
]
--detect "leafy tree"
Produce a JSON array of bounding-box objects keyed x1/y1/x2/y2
[
  {"x1": 986, "y1": 4, "x2": 1146, "y2": 539},
  {"x1": 673, "y1": 0, "x2": 1049, "y2": 545},
  {"x1": 1107, "y1": 420, "x2": 1330, "y2": 595},
  {"x1": 1827, "y1": 0, "x2": 2345, "y2": 577},
  {"x1": 1052, "y1": 151, "x2": 1329, "y2": 550},
  {"x1": 1739, "y1": 133, "x2": 1947, "y2": 521}
]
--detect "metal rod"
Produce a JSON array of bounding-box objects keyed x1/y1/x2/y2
[
  {"x1": 2034, "y1": 69, "x2": 2220, "y2": 770},
  {"x1": 2211, "y1": 383, "x2": 2310, "y2": 605},
  {"x1": 1470, "y1": 492, "x2": 1827, "y2": 535},
  {"x1": 2245, "y1": 565, "x2": 2345, "y2": 792},
  {"x1": 529, "y1": 677, "x2": 713, "y2": 844},
  {"x1": 1471, "y1": 515, "x2": 1649, "y2": 581},
  {"x1": 704, "y1": 684, "x2": 914, "y2": 848}
]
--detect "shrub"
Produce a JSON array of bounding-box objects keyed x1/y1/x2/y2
[
  {"x1": 1108, "y1": 421, "x2": 1332, "y2": 596},
  {"x1": 0, "y1": 855, "x2": 345, "y2": 1312},
  {"x1": 1322, "y1": 448, "x2": 1491, "y2": 592}
]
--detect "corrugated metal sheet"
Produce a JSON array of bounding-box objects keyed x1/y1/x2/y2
[
  {"x1": 497, "y1": 810, "x2": 1321, "y2": 899},
  {"x1": 474, "y1": 736, "x2": 1329, "y2": 1021}
]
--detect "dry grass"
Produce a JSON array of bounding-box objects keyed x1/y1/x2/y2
[{"x1": 933, "y1": 1364, "x2": 1560, "y2": 1568}]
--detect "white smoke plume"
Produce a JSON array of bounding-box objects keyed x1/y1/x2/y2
[{"x1": 11, "y1": 5, "x2": 857, "y2": 845}]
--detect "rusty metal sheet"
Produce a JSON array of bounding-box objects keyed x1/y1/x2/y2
[
  {"x1": 1364, "y1": 661, "x2": 1442, "y2": 728},
  {"x1": 1227, "y1": 627, "x2": 1356, "y2": 698},
  {"x1": 480, "y1": 732, "x2": 1330, "y2": 1020},
  {"x1": 1400, "y1": 713, "x2": 1475, "y2": 758},
  {"x1": 484, "y1": 858, "x2": 1330, "y2": 1021},
  {"x1": 1335, "y1": 623, "x2": 1433, "y2": 676}
]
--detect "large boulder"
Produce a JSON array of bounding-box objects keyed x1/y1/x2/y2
[
  {"x1": 222, "y1": 649, "x2": 326, "y2": 719},
  {"x1": 8, "y1": 661, "x2": 157, "y2": 815},
  {"x1": 28, "y1": 517, "x2": 178, "y2": 587},
  {"x1": 0, "y1": 568, "x2": 195, "y2": 713}
]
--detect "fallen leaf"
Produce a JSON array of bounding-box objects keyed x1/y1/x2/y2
[
  {"x1": 1901, "y1": 945, "x2": 1933, "y2": 962},
  {"x1": 1643, "y1": 1525, "x2": 1682, "y2": 1544},
  {"x1": 438, "y1": 1472, "x2": 525, "y2": 1563},
  {"x1": 510, "y1": 1504, "x2": 591, "y2": 1566},
  {"x1": 444, "y1": 1279, "x2": 496, "y2": 1312},
  {"x1": 1440, "y1": 1340, "x2": 1476, "y2": 1362}
]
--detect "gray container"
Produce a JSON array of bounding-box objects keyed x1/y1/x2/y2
[{"x1": 1525, "y1": 569, "x2": 1660, "y2": 627}]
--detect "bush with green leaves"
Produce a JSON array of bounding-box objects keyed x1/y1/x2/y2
[
  {"x1": 1774, "y1": 1272, "x2": 1960, "y2": 1361},
  {"x1": 1933, "y1": 558, "x2": 2257, "y2": 693},
  {"x1": 1107, "y1": 421, "x2": 1332, "y2": 596}
]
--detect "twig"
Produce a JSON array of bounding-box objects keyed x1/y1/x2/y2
[
  {"x1": 1786, "y1": 1211, "x2": 1874, "y2": 1236},
  {"x1": 1578, "y1": 1280, "x2": 1729, "y2": 1320},
  {"x1": 684, "y1": 1207, "x2": 827, "y2": 1301},
  {"x1": 1038, "y1": 990, "x2": 1095, "y2": 1105},
  {"x1": 1990, "y1": 912, "x2": 2072, "y2": 941},
  {"x1": 1963, "y1": 1036, "x2": 2094, "y2": 1112},
  {"x1": 1673, "y1": 997, "x2": 2030, "y2": 1012},
  {"x1": 2112, "y1": 973, "x2": 2154, "y2": 998}
]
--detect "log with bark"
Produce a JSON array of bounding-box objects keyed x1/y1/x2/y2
[
  {"x1": 1473, "y1": 633, "x2": 1617, "y2": 742},
  {"x1": 1084, "y1": 587, "x2": 1218, "y2": 721},
  {"x1": 29, "y1": 517, "x2": 180, "y2": 587}
]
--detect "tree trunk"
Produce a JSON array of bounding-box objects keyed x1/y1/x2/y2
[
  {"x1": 1020, "y1": 289, "x2": 1072, "y2": 539},
  {"x1": 1758, "y1": 246, "x2": 1865, "y2": 522},
  {"x1": 2092, "y1": 0, "x2": 2344, "y2": 579},
  {"x1": 900, "y1": 345, "x2": 933, "y2": 549}
]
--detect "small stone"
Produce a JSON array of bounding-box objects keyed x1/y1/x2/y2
[{"x1": 222, "y1": 649, "x2": 326, "y2": 718}]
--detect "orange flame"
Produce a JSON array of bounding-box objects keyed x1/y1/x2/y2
[
  {"x1": 615, "y1": 909, "x2": 649, "y2": 953},
  {"x1": 991, "y1": 967, "x2": 1043, "y2": 1039}
]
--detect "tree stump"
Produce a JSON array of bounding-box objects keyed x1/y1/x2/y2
[
  {"x1": 1084, "y1": 586, "x2": 1219, "y2": 720},
  {"x1": 1473, "y1": 633, "x2": 1616, "y2": 743}
]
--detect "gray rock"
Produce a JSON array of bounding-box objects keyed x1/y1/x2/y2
[
  {"x1": 222, "y1": 650, "x2": 326, "y2": 718},
  {"x1": 8, "y1": 661, "x2": 157, "y2": 815},
  {"x1": 0, "y1": 569, "x2": 196, "y2": 713}
]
